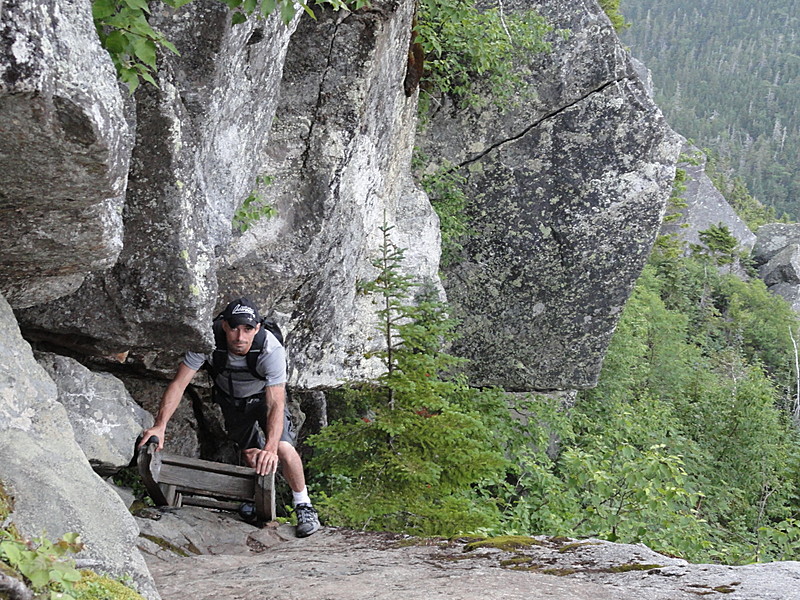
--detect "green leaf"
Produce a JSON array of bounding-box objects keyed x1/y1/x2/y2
[
  {"x1": 0, "y1": 540, "x2": 22, "y2": 564},
  {"x1": 257, "y1": 0, "x2": 275, "y2": 14},
  {"x1": 160, "y1": 38, "x2": 180, "y2": 56},
  {"x1": 260, "y1": 0, "x2": 276, "y2": 15},
  {"x1": 27, "y1": 568, "x2": 50, "y2": 589},
  {"x1": 92, "y1": 0, "x2": 118, "y2": 20},
  {"x1": 103, "y1": 29, "x2": 130, "y2": 54},
  {"x1": 279, "y1": 0, "x2": 297, "y2": 24},
  {"x1": 138, "y1": 69, "x2": 158, "y2": 87},
  {"x1": 300, "y1": 1, "x2": 317, "y2": 19},
  {"x1": 120, "y1": 68, "x2": 140, "y2": 94},
  {"x1": 132, "y1": 37, "x2": 158, "y2": 68},
  {"x1": 242, "y1": 0, "x2": 257, "y2": 13},
  {"x1": 231, "y1": 11, "x2": 247, "y2": 24},
  {"x1": 123, "y1": 0, "x2": 151, "y2": 13}
]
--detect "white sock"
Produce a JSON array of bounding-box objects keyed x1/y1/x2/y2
[{"x1": 292, "y1": 486, "x2": 311, "y2": 506}]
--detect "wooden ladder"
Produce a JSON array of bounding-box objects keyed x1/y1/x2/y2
[{"x1": 137, "y1": 437, "x2": 275, "y2": 522}]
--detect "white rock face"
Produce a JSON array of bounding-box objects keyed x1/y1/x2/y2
[
  {"x1": 0, "y1": 0, "x2": 130, "y2": 308},
  {"x1": 36, "y1": 352, "x2": 154, "y2": 475},
  {"x1": 218, "y1": 0, "x2": 440, "y2": 388},
  {"x1": 16, "y1": 1, "x2": 301, "y2": 365},
  {"x1": 661, "y1": 139, "x2": 756, "y2": 255},
  {"x1": 0, "y1": 295, "x2": 160, "y2": 600}
]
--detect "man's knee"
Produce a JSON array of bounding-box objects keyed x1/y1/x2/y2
[
  {"x1": 277, "y1": 440, "x2": 303, "y2": 465},
  {"x1": 277, "y1": 440, "x2": 297, "y2": 456}
]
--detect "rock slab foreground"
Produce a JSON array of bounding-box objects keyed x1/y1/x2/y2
[{"x1": 139, "y1": 508, "x2": 800, "y2": 600}]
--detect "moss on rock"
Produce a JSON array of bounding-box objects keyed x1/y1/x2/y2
[
  {"x1": 73, "y1": 571, "x2": 146, "y2": 600},
  {"x1": 463, "y1": 535, "x2": 544, "y2": 553}
]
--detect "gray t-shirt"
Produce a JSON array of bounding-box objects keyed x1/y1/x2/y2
[{"x1": 183, "y1": 330, "x2": 287, "y2": 398}]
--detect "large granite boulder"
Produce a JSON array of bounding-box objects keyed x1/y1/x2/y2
[
  {"x1": 218, "y1": 0, "x2": 438, "y2": 388},
  {"x1": 0, "y1": 0, "x2": 131, "y2": 309},
  {"x1": 36, "y1": 352, "x2": 154, "y2": 475},
  {"x1": 753, "y1": 223, "x2": 800, "y2": 312},
  {"x1": 0, "y1": 295, "x2": 160, "y2": 600},
  {"x1": 661, "y1": 139, "x2": 756, "y2": 255},
  {"x1": 417, "y1": 0, "x2": 681, "y2": 390},
  {"x1": 16, "y1": 0, "x2": 301, "y2": 367},
  {"x1": 13, "y1": 0, "x2": 435, "y2": 392}
]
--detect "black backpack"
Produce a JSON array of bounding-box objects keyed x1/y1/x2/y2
[{"x1": 205, "y1": 314, "x2": 285, "y2": 384}]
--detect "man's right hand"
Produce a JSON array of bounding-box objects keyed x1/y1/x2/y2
[
  {"x1": 242, "y1": 447, "x2": 280, "y2": 476},
  {"x1": 138, "y1": 426, "x2": 166, "y2": 451}
]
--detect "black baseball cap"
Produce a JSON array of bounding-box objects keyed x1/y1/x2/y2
[{"x1": 222, "y1": 298, "x2": 260, "y2": 328}]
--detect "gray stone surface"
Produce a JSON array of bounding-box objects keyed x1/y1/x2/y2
[
  {"x1": 36, "y1": 352, "x2": 153, "y2": 475},
  {"x1": 119, "y1": 372, "x2": 205, "y2": 458},
  {"x1": 5, "y1": 0, "x2": 680, "y2": 396},
  {"x1": 753, "y1": 224, "x2": 800, "y2": 311},
  {"x1": 418, "y1": 0, "x2": 681, "y2": 390},
  {"x1": 135, "y1": 506, "x2": 294, "y2": 559},
  {"x1": 16, "y1": 0, "x2": 300, "y2": 366},
  {"x1": 661, "y1": 139, "x2": 756, "y2": 255},
  {"x1": 13, "y1": 0, "x2": 436, "y2": 392},
  {"x1": 0, "y1": 0, "x2": 130, "y2": 308},
  {"x1": 140, "y1": 510, "x2": 800, "y2": 600},
  {"x1": 0, "y1": 295, "x2": 160, "y2": 600},
  {"x1": 218, "y1": 0, "x2": 438, "y2": 389},
  {"x1": 754, "y1": 223, "x2": 800, "y2": 266}
]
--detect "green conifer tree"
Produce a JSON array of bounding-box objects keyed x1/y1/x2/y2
[{"x1": 308, "y1": 223, "x2": 509, "y2": 535}]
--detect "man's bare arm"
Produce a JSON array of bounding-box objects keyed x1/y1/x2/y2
[
  {"x1": 138, "y1": 362, "x2": 198, "y2": 451},
  {"x1": 248, "y1": 384, "x2": 285, "y2": 476}
]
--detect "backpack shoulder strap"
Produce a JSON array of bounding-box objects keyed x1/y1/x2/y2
[
  {"x1": 245, "y1": 327, "x2": 267, "y2": 380},
  {"x1": 261, "y1": 318, "x2": 284, "y2": 346},
  {"x1": 244, "y1": 319, "x2": 284, "y2": 380},
  {"x1": 206, "y1": 314, "x2": 228, "y2": 379}
]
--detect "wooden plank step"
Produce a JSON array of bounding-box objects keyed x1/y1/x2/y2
[
  {"x1": 159, "y1": 452, "x2": 256, "y2": 476},
  {"x1": 137, "y1": 436, "x2": 276, "y2": 522}
]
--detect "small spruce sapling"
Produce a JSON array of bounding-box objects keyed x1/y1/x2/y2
[{"x1": 308, "y1": 222, "x2": 508, "y2": 535}]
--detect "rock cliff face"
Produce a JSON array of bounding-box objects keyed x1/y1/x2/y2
[
  {"x1": 418, "y1": 0, "x2": 680, "y2": 390},
  {"x1": 217, "y1": 0, "x2": 438, "y2": 389},
  {"x1": 0, "y1": 0, "x2": 130, "y2": 309},
  {"x1": 2, "y1": 0, "x2": 676, "y2": 391},
  {"x1": 13, "y1": 0, "x2": 301, "y2": 365},
  {"x1": 660, "y1": 140, "x2": 755, "y2": 251},
  {"x1": 1, "y1": 0, "x2": 682, "y2": 595},
  {"x1": 0, "y1": 297, "x2": 159, "y2": 599}
]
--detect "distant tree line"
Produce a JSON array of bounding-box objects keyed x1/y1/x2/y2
[{"x1": 622, "y1": 0, "x2": 800, "y2": 219}]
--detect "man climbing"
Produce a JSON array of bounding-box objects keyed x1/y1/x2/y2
[{"x1": 138, "y1": 298, "x2": 320, "y2": 538}]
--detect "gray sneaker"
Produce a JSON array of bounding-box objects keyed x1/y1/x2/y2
[{"x1": 294, "y1": 503, "x2": 320, "y2": 538}]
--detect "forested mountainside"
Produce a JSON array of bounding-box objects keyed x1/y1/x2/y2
[{"x1": 621, "y1": 0, "x2": 800, "y2": 219}]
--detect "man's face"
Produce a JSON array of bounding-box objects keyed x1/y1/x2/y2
[{"x1": 222, "y1": 320, "x2": 261, "y2": 356}]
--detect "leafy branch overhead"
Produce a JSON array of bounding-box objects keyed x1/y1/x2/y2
[
  {"x1": 92, "y1": 0, "x2": 186, "y2": 93},
  {"x1": 94, "y1": 0, "x2": 554, "y2": 101},
  {"x1": 415, "y1": 0, "x2": 555, "y2": 109},
  {"x1": 92, "y1": 0, "x2": 363, "y2": 93}
]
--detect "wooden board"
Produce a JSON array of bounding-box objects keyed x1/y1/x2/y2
[{"x1": 137, "y1": 437, "x2": 275, "y2": 521}]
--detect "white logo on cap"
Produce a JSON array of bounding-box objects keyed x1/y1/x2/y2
[{"x1": 231, "y1": 305, "x2": 255, "y2": 318}]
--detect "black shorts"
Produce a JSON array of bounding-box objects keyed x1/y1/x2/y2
[{"x1": 218, "y1": 394, "x2": 297, "y2": 450}]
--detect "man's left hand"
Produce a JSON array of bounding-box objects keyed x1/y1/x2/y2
[{"x1": 243, "y1": 447, "x2": 279, "y2": 476}]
